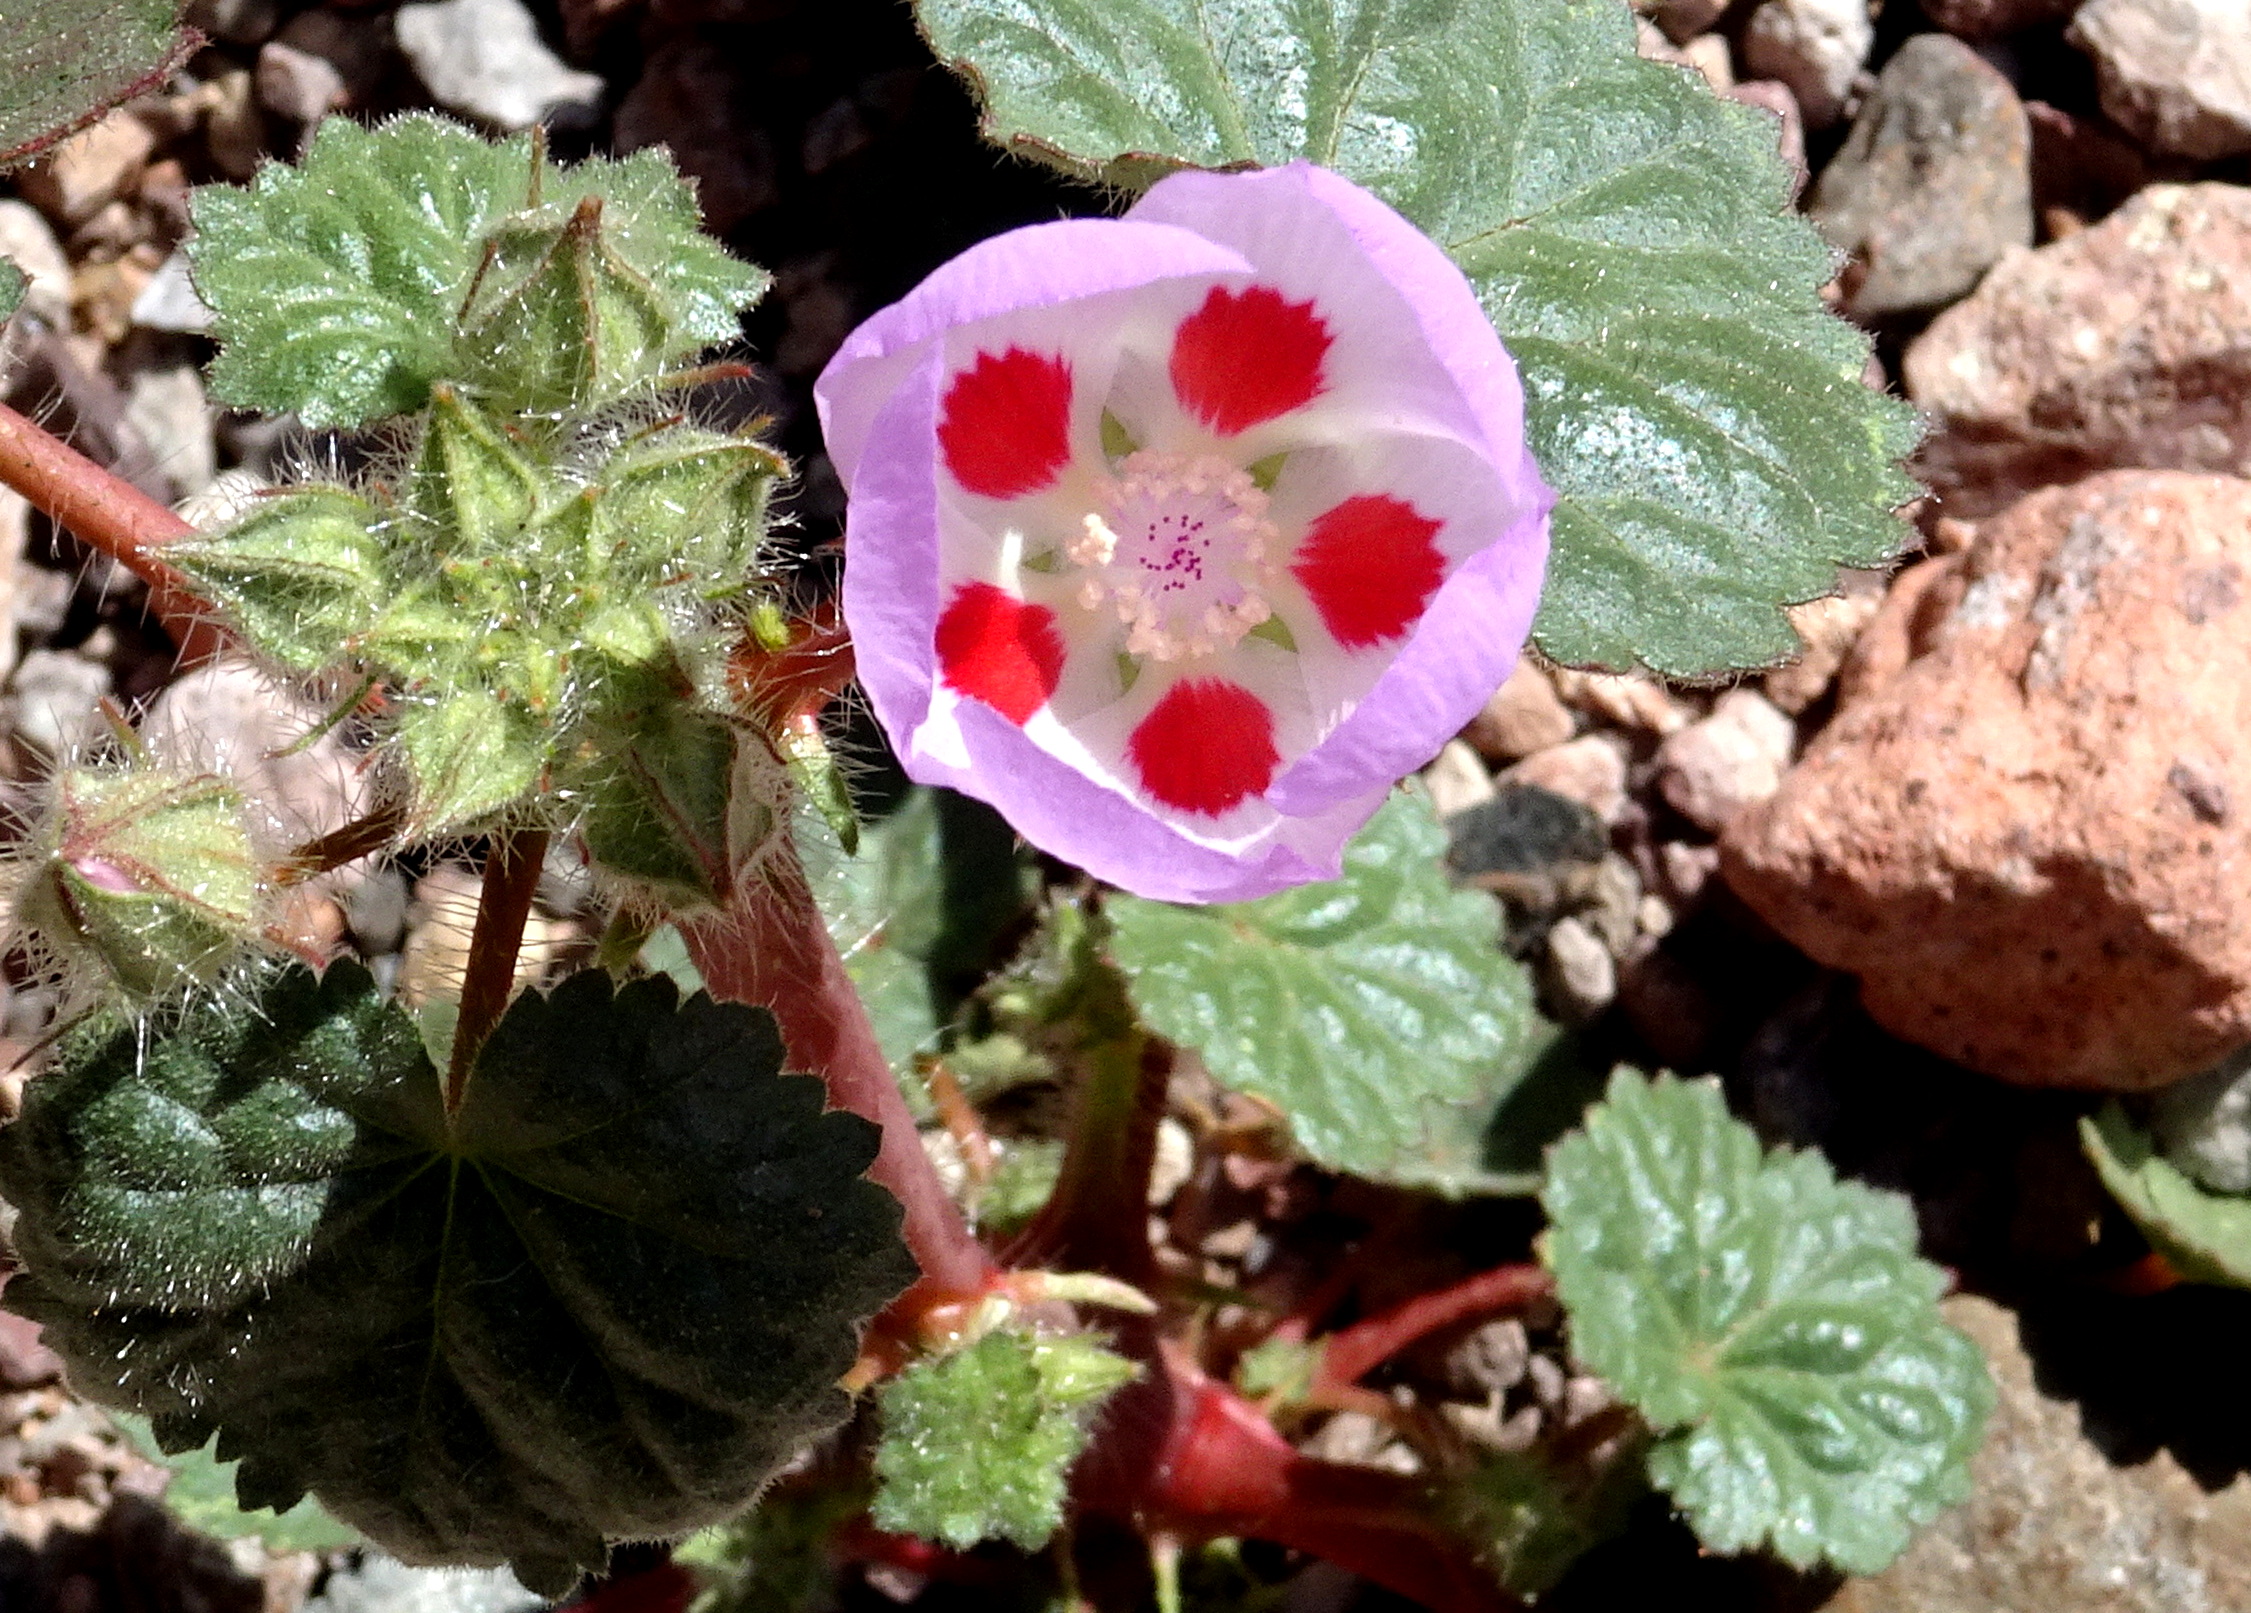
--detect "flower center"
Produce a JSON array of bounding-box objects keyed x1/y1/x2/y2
[{"x1": 1066, "y1": 451, "x2": 1281, "y2": 662}]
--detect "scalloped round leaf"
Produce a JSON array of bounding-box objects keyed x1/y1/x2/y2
[
  {"x1": 0, "y1": 962, "x2": 916, "y2": 1595},
  {"x1": 1, "y1": 0, "x2": 193, "y2": 169},
  {"x1": 2081, "y1": 1105, "x2": 2251, "y2": 1290},
  {"x1": 1541, "y1": 1069, "x2": 1991, "y2": 1575},
  {"x1": 872, "y1": 1327, "x2": 1136, "y2": 1550},
  {"x1": 111, "y1": 1412, "x2": 362, "y2": 1554},
  {"x1": 912, "y1": 0, "x2": 1918, "y2": 675},
  {"x1": 187, "y1": 116, "x2": 767, "y2": 429},
  {"x1": 1108, "y1": 789, "x2": 1538, "y2": 1179}
]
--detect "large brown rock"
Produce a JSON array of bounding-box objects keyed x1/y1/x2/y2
[
  {"x1": 1722, "y1": 471, "x2": 2251, "y2": 1089},
  {"x1": 1905, "y1": 184, "x2": 2251, "y2": 518}
]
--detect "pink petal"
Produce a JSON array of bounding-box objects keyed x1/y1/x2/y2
[
  {"x1": 815, "y1": 219, "x2": 1251, "y2": 494},
  {"x1": 934, "y1": 582, "x2": 1066, "y2": 725},
  {"x1": 937, "y1": 347, "x2": 1075, "y2": 499},
  {"x1": 1291, "y1": 494, "x2": 1447, "y2": 649},
  {"x1": 1169, "y1": 285, "x2": 1331, "y2": 435},
  {"x1": 1127, "y1": 679, "x2": 1280, "y2": 817}
]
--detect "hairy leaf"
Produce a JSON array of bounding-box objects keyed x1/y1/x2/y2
[
  {"x1": 113, "y1": 1412, "x2": 362, "y2": 1553},
  {"x1": 873, "y1": 1327, "x2": 1136, "y2": 1549},
  {"x1": 913, "y1": 0, "x2": 1918, "y2": 674},
  {"x1": 1542, "y1": 1070, "x2": 1991, "y2": 1574},
  {"x1": 2081, "y1": 1105, "x2": 2251, "y2": 1290},
  {"x1": 167, "y1": 486, "x2": 390, "y2": 673},
  {"x1": 0, "y1": 963, "x2": 916, "y2": 1594},
  {"x1": 0, "y1": 0, "x2": 193, "y2": 168},
  {"x1": 188, "y1": 116, "x2": 767, "y2": 428},
  {"x1": 1109, "y1": 789, "x2": 1537, "y2": 1177},
  {"x1": 0, "y1": 259, "x2": 23, "y2": 321}
]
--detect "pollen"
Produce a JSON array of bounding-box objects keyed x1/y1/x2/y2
[{"x1": 1068, "y1": 451, "x2": 1283, "y2": 662}]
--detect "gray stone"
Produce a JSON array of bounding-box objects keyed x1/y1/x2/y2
[
  {"x1": 0, "y1": 201, "x2": 71, "y2": 329},
  {"x1": 1542, "y1": 916, "x2": 1618, "y2": 1022},
  {"x1": 1812, "y1": 34, "x2": 2034, "y2": 321},
  {"x1": 121, "y1": 363, "x2": 217, "y2": 500},
  {"x1": 2070, "y1": 0, "x2": 2251, "y2": 161},
  {"x1": 395, "y1": 0, "x2": 604, "y2": 132},
  {"x1": 1822, "y1": 1295, "x2": 2251, "y2": 1613},
  {"x1": 343, "y1": 868, "x2": 413, "y2": 957},
  {"x1": 2151, "y1": 1044, "x2": 2251, "y2": 1193},
  {"x1": 9, "y1": 651, "x2": 110, "y2": 757},
  {"x1": 130, "y1": 248, "x2": 214, "y2": 333},
  {"x1": 256, "y1": 40, "x2": 348, "y2": 125},
  {"x1": 1742, "y1": 0, "x2": 1874, "y2": 127}
]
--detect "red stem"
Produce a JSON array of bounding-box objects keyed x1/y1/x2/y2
[
  {"x1": 1004, "y1": 1035, "x2": 1168, "y2": 1286},
  {"x1": 683, "y1": 843, "x2": 998, "y2": 1311},
  {"x1": 1316, "y1": 1263, "x2": 1554, "y2": 1395},
  {"x1": 1121, "y1": 1349, "x2": 1519, "y2": 1613},
  {"x1": 0, "y1": 401, "x2": 222, "y2": 663},
  {"x1": 445, "y1": 829, "x2": 550, "y2": 1112}
]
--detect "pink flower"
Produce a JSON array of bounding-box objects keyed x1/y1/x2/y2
[{"x1": 816, "y1": 163, "x2": 1553, "y2": 903}]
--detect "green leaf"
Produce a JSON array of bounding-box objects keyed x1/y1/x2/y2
[
  {"x1": 0, "y1": 0, "x2": 192, "y2": 168},
  {"x1": 188, "y1": 116, "x2": 767, "y2": 429},
  {"x1": 168, "y1": 486, "x2": 391, "y2": 673},
  {"x1": 112, "y1": 1411, "x2": 362, "y2": 1553},
  {"x1": 392, "y1": 692, "x2": 546, "y2": 832},
  {"x1": 1453, "y1": 1440, "x2": 1647, "y2": 1599},
  {"x1": 1380, "y1": 1020, "x2": 1606, "y2": 1199},
  {"x1": 820, "y1": 788, "x2": 1041, "y2": 1085},
  {"x1": 574, "y1": 695, "x2": 738, "y2": 910},
  {"x1": 0, "y1": 962, "x2": 916, "y2": 1594},
  {"x1": 1541, "y1": 1069, "x2": 1991, "y2": 1574},
  {"x1": 2081, "y1": 1105, "x2": 2251, "y2": 1290},
  {"x1": 873, "y1": 1327, "x2": 1137, "y2": 1550},
  {"x1": 0, "y1": 258, "x2": 23, "y2": 322},
  {"x1": 912, "y1": 0, "x2": 1918, "y2": 675},
  {"x1": 1108, "y1": 789, "x2": 1538, "y2": 1178}
]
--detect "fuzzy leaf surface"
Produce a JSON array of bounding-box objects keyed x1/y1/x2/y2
[
  {"x1": 1109, "y1": 789, "x2": 1536, "y2": 1177},
  {"x1": 873, "y1": 1328, "x2": 1136, "y2": 1549},
  {"x1": 0, "y1": 962, "x2": 916, "y2": 1595},
  {"x1": 113, "y1": 1412, "x2": 362, "y2": 1553},
  {"x1": 188, "y1": 116, "x2": 767, "y2": 428},
  {"x1": 913, "y1": 0, "x2": 1917, "y2": 674},
  {"x1": 0, "y1": 0, "x2": 192, "y2": 168},
  {"x1": 1542, "y1": 1070, "x2": 1991, "y2": 1574},
  {"x1": 0, "y1": 259, "x2": 22, "y2": 321},
  {"x1": 2082, "y1": 1105, "x2": 2251, "y2": 1290}
]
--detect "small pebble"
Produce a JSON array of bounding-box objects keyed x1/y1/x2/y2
[
  {"x1": 1543, "y1": 916, "x2": 1618, "y2": 1022},
  {"x1": 1424, "y1": 738, "x2": 1497, "y2": 820},
  {"x1": 1463, "y1": 659, "x2": 1575, "y2": 762},
  {"x1": 1501, "y1": 735, "x2": 1630, "y2": 824}
]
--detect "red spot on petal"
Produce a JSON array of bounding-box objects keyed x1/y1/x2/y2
[
  {"x1": 938, "y1": 348, "x2": 1075, "y2": 499},
  {"x1": 936, "y1": 583, "x2": 1066, "y2": 724},
  {"x1": 1291, "y1": 494, "x2": 1447, "y2": 649},
  {"x1": 1169, "y1": 286, "x2": 1332, "y2": 436},
  {"x1": 1127, "y1": 679, "x2": 1279, "y2": 817}
]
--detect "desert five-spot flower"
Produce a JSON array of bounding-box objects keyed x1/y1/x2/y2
[{"x1": 816, "y1": 162, "x2": 1553, "y2": 903}]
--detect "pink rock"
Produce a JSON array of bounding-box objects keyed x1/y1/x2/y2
[
  {"x1": 1463, "y1": 660, "x2": 1576, "y2": 762},
  {"x1": 1722, "y1": 471, "x2": 2251, "y2": 1090},
  {"x1": 1499, "y1": 736, "x2": 1629, "y2": 824},
  {"x1": 2070, "y1": 0, "x2": 2251, "y2": 161},
  {"x1": 1906, "y1": 184, "x2": 2251, "y2": 518},
  {"x1": 1658, "y1": 688, "x2": 1796, "y2": 832}
]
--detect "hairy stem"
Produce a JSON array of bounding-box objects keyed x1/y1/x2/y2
[
  {"x1": 1005, "y1": 1033, "x2": 1168, "y2": 1285},
  {"x1": 0, "y1": 402, "x2": 221, "y2": 662},
  {"x1": 683, "y1": 843, "x2": 996, "y2": 1305},
  {"x1": 445, "y1": 829, "x2": 550, "y2": 1112},
  {"x1": 1316, "y1": 1262, "x2": 1554, "y2": 1394}
]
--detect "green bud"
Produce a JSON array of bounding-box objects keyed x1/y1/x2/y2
[
  {"x1": 15, "y1": 766, "x2": 264, "y2": 999},
  {"x1": 460, "y1": 196, "x2": 672, "y2": 418},
  {"x1": 778, "y1": 716, "x2": 857, "y2": 857},
  {"x1": 168, "y1": 487, "x2": 390, "y2": 675},
  {"x1": 590, "y1": 427, "x2": 785, "y2": 601},
  {"x1": 412, "y1": 386, "x2": 544, "y2": 553},
  {"x1": 392, "y1": 693, "x2": 546, "y2": 834},
  {"x1": 574, "y1": 691, "x2": 737, "y2": 911}
]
